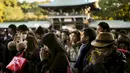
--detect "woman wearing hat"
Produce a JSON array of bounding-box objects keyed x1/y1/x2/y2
[{"x1": 83, "y1": 32, "x2": 127, "y2": 73}]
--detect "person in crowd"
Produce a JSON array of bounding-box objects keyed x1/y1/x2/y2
[
  {"x1": 67, "y1": 30, "x2": 81, "y2": 65},
  {"x1": 8, "y1": 24, "x2": 17, "y2": 38},
  {"x1": 25, "y1": 31, "x2": 40, "y2": 72},
  {"x1": 36, "y1": 43, "x2": 51, "y2": 73},
  {"x1": 60, "y1": 29, "x2": 70, "y2": 49},
  {"x1": 0, "y1": 29, "x2": 6, "y2": 44},
  {"x1": 6, "y1": 30, "x2": 39, "y2": 73},
  {"x1": 111, "y1": 29, "x2": 118, "y2": 40},
  {"x1": 117, "y1": 33, "x2": 130, "y2": 56},
  {"x1": 36, "y1": 32, "x2": 69, "y2": 73},
  {"x1": 15, "y1": 36, "x2": 29, "y2": 73},
  {"x1": 3, "y1": 24, "x2": 17, "y2": 73},
  {"x1": 13, "y1": 31, "x2": 38, "y2": 73},
  {"x1": 96, "y1": 22, "x2": 110, "y2": 34},
  {"x1": 35, "y1": 26, "x2": 46, "y2": 45},
  {"x1": 116, "y1": 33, "x2": 130, "y2": 73},
  {"x1": 4, "y1": 24, "x2": 17, "y2": 45},
  {"x1": 74, "y1": 28, "x2": 96, "y2": 73},
  {"x1": 0, "y1": 37, "x2": 6, "y2": 73},
  {"x1": 26, "y1": 31, "x2": 39, "y2": 53},
  {"x1": 120, "y1": 30, "x2": 127, "y2": 35},
  {"x1": 55, "y1": 30, "x2": 61, "y2": 41},
  {"x1": 83, "y1": 32, "x2": 127, "y2": 73},
  {"x1": 35, "y1": 26, "x2": 49, "y2": 64},
  {"x1": 16, "y1": 24, "x2": 29, "y2": 41}
]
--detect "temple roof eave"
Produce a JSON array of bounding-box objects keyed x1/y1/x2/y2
[{"x1": 39, "y1": 2, "x2": 95, "y2": 8}]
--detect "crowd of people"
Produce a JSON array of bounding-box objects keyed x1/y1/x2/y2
[{"x1": 0, "y1": 22, "x2": 130, "y2": 73}]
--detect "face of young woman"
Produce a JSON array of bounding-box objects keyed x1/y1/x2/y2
[
  {"x1": 96, "y1": 25, "x2": 104, "y2": 35},
  {"x1": 70, "y1": 33, "x2": 78, "y2": 42},
  {"x1": 40, "y1": 45, "x2": 51, "y2": 58}
]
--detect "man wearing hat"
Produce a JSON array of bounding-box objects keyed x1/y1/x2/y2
[{"x1": 83, "y1": 32, "x2": 127, "y2": 73}]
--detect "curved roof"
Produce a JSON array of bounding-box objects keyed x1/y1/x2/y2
[
  {"x1": 39, "y1": 0, "x2": 97, "y2": 7},
  {"x1": 0, "y1": 21, "x2": 51, "y2": 28},
  {"x1": 89, "y1": 20, "x2": 130, "y2": 29}
]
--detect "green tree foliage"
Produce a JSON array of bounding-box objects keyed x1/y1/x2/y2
[
  {"x1": 0, "y1": 0, "x2": 48, "y2": 22},
  {"x1": 1, "y1": 0, "x2": 18, "y2": 6},
  {"x1": 20, "y1": 1, "x2": 32, "y2": 13},
  {"x1": 0, "y1": 2, "x2": 4, "y2": 22},
  {"x1": 4, "y1": 6, "x2": 24, "y2": 21},
  {"x1": 0, "y1": 0, "x2": 24, "y2": 22},
  {"x1": 20, "y1": 1, "x2": 48, "y2": 21},
  {"x1": 31, "y1": 2, "x2": 48, "y2": 19},
  {"x1": 92, "y1": 0, "x2": 130, "y2": 21}
]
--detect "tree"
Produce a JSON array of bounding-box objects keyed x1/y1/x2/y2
[
  {"x1": 10, "y1": 0, "x2": 18, "y2": 6},
  {"x1": 0, "y1": 0, "x2": 25, "y2": 22},
  {"x1": 92, "y1": 0, "x2": 130, "y2": 21},
  {"x1": 20, "y1": 1, "x2": 48, "y2": 21},
  {"x1": 1, "y1": 0, "x2": 18, "y2": 6},
  {"x1": 3, "y1": 6, "x2": 24, "y2": 21},
  {"x1": 0, "y1": 2, "x2": 4, "y2": 22},
  {"x1": 0, "y1": 0, "x2": 49, "y2": 22},
  {"x1": 20, "y1": 1, "x2": 32, "y2": 13}
]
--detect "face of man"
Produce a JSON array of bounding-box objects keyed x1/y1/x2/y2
[
  {"x1": 96, "y1": 25, "x2": 104, "y2": 34},
  {"x1": 95, "y1": 47, "x2": 113, "y2": 58},
  {"x1": 8, "y1": 28, "x2": 12, "y2": 34},
  {"x1": 81, "y1": 32, "x2": 89, "y2": 43}
]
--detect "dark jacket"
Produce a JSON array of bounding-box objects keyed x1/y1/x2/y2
[
  {"x1": 48, "y1": 52, "x2": 68, "y2": 73},
  {"x1": 0, "y1": 44, "x2": 5, "y2": 62},
  {"x1": 36, "y1": 60, "x2": 49, "y2": 73},
  {"x1": 74, "y1": 42, "x2": 92, "y2": 73},
  {"x1": 36, "y1": 52, "x2": 68, "y2": 73},
  {"x1": 0, "y1": 43, "x2": 5, "y2": 72},
  {"x1": 83, "y1": 50, "x2": 127, "y2": 73},
  {"x1": 3, "y1": 38, "x2": 17, "y2": 73}
]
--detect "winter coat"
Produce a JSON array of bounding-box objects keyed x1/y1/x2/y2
[
  {"x1": 83, "y1": 50, "x2": 127, "y2": 73},
  {"x1": 48, "y1": 52, "x2": 68, "y2": 73},
  {"x1": 74, "y1": 42, "x2": 92, "y2": 73},
  {"x1": 0, "y1": 43, "x2": 5, "y2": 72}
]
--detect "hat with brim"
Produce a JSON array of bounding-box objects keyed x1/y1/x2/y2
[{"x1": 91, "y1": 32, "x2": 115, "y2": 48}]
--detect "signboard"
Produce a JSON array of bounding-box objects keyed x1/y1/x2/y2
[{"x1": 64, "y1": 18, "x2": 72, "y2": 22}]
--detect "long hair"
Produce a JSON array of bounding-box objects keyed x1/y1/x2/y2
[
  {"x1": 26, "y1": 31, "x2": 39, "y2": 53},
  {"x1": 42, "y1": 32, "x2": 68, "y2": 64}
]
